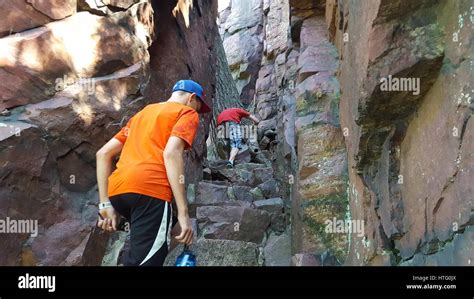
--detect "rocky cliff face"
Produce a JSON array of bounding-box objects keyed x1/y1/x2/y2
[
  {"x1": 220, "y1": 0, "x2": 473, "y2": 266},
  {"x1": 218, "y1": 0, "x2": 349, "y2": 264},
  {"x1": 1, "y1": 0, "x2": 472, "y2": 267},
  {"x1": 0, "y1": 0, "x2": 218, "y2": 266},
  {"x1": 331, "y1": 0, "x2": 473, "y2": 266},
  {"x1": 218, "y1": 0, "x2": 264, "y2": 105}
]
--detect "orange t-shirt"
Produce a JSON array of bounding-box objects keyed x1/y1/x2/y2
[{"x1": 107, "y1": 102, "x2": 200, "y2": 202}]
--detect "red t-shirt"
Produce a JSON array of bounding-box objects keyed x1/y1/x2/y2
[{"x1": 217, "y1": 108, "x2": 250, "y2": 126}]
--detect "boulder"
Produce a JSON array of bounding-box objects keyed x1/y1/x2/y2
[
  {"x1": 232, "y1": 185, "x2": 254, "y2": 203},
  {"x1": 189, "y1": 182, "x2": 231, "y2": 216},
  {"x1": 199, "y1": 180, "x2": 230, "y2": 187},
  {"x1": 0, "y1": 2, "x2": 154, "y2": 111},
  {"x1": 215, "y1": 167, "x2": 257, "y2": 187},
  {"x1": 197, "y1": 206, "x2": 271, "y2": 244},
  {"x1": 254, "y1": 197, "x2": 284, "y2": 214},
  {"x1": 26, "y1": 0, "x2": 77, "y2": 20},
  {"x1": 78, "y1": 0, "x2": 143, "y2": 15},
  {"x1": 206, "y1": 159, "x2": 230, "y2": 171},
  {"x1": 250, "y1": 186, "x2": 265, "y2": 201},
  {"x1": 234, "y1": 145, "x2": 252, "y2": 164},
  {"x1": 27, "y1": 219, "x2": 90, "y2": 266},
  {"x1": 251, "y1": 150, "x2": 273, "y2": 167},
  {"x1": 257, "y1": 179, "x2": 280, "y2": 199},
  {"x1": 70, "y1": 226, "x2": 111, "y2": 266},
  {"x1": 254, "y1": 197, "x2": 285, "y2": 232},
  {"x1": 164, "y1": 239, "x2": 260, "y2": 266},
  {"x1": 195, "y1": 182, "x2": 230, "y2": 204},
  {"x1": 263, "y1": 232, "x2": 291, "y2": 266},
  {"x1": 257, "y1": 118, "x2": 277, "y2": 139},
  {"x1": 0, "y1": 62, "x2": 147, "y2": 195},
  {"x1": 299, "y1": 16, "x2": 327, "y2": 50},
  {"x1": 223, "y1": 0, "x2": 262, "y2": 34},
  {"x1": 0, "y1": 0, "x2": 76, "y2": 38},
  {"x1": 253, "y1": 167, "x2": 274, "y2": 185},
  {"x1": 235, "y1": 162, "x2": 267, "y2": 171}
]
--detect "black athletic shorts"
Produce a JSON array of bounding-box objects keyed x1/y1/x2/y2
[{"x1": 110, "y1": 193, "x2": 173, "y2": 266}]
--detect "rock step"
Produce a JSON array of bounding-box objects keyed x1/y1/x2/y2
[
  {"x1": 164, "y1": 239, "x2": 262, "y2": 266},
  {"x1": 192, "y1": 197, "x2": 285, "y2": 241},
  {"x1": 187, "y1": 176, "x2": 282, "y2": 217},
  {"x1": 178, "y1": 160, "x2": 287, "y2": 266},
  {"x1": 204, "y1": 160, "x2": 275, "y2": 187},
  {"x1": 196, "y1": 205, "x2": 272, "y2": 244}
]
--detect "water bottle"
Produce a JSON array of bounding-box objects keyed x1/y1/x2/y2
[{"x1": 175, "y1": 245, "x2": 196, "y2": 267}]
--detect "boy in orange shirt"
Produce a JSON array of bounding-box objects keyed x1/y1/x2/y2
[{"x1": 95, "y1": 80, "x2": 210, "y2": 266}]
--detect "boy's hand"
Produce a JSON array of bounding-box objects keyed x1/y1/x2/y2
[
  {"x1": 98, "y1": 207, "x2": 119, "y2": 232},
  {"x1": 175, "y1": 213, "x2": 193, "y2": 245},
  {"x1": 249, "y1": 114, "x2": 260, "y2": 125}
]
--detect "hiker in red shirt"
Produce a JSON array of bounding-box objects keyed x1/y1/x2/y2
[
  {"x1": 96, "y1": 80, "x2": 211, "y2": 266},
  {"x1": 217, "y1": 108, "x2": 260, "y2": 168}
]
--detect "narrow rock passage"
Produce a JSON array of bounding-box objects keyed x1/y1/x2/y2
[{"x1": 162, "y1": 146, "x2": 290, "y2": 266}]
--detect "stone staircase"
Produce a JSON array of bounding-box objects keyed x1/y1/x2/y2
[{"x1": 163, "y1": 158, "x2": 290, "y2": 266}]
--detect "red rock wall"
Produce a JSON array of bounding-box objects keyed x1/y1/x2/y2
[
  {"x1": 331, "y1": 0, "x2": 473, "y2": 265},
  {"x1": 220, "y1": 0, "x2": 473, "y2": 266},
  {"x1": 145, "y1": 0, "x2": 218, "y2": 185},
  {"x1": 288, "y1": 0, "x2": 349, "y2": 264},
  {"x1": 0, "y1": 0, "x2": 218, "y2": 265},
  {"x1": 219, "y1": 0, "x2": 350, "y2": 264},
  {"x1": 218, "y1": 0, "x2": 264, "y2": 105}
]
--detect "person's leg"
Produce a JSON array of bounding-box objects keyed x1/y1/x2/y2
[
  {"x1": 228, "y1": 123, "x2": 242, "y2": 167},
  {"x1": 122, "y1": 194, "x2": 172, "y2": 266},
  {"x1": 228, "y1": 147, "x2": 239, "y2": 165}
]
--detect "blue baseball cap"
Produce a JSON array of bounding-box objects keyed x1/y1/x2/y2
[{"x1": 172, "y1": 80, "x2": 211, "y2": 113}]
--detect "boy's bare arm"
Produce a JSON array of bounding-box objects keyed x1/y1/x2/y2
[
  {"x1": 163, "y1": 136, "x2": 193, "y2": 245},
  {"x1": 96, "y1": 138, "x2": 124, "y2": 203},
  {"x1": 96, "y1": 138, "x2": 123, "y2": 231},
  {"x1": 248, "y1": 114, "x2": 260, "y2": 124}
]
